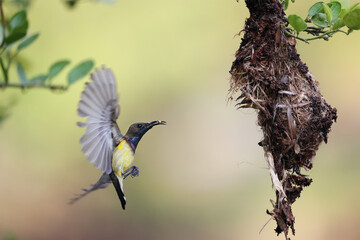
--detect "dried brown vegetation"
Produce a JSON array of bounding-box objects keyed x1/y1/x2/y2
[{"x1": 229, "y1": 0, "x2": 337, "y2": 239}]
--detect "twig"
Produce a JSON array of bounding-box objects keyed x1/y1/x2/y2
[
  {"x1": 304, "y1": 26, "x2": 326, "y2": 35},
  {"x1": 285, "y1": 29, "x2": 349, "y2": 43},
  {"x1": 259, "y1": 216, "x2": 273, "y2": 235},
  {"x1": 0, "y1": 56, "x2": 7, "y2": 83},
  {"x1": 305, "y1": 29, "x2": 348, "y2": 41},
  {"x1": 285, "y1": 31, "x2": 309, "y2": 43},
  {"x1": 0, "y1": 82, "x2": 68, "y2": 91},
  {"x1": 6, "y1": 51, "x2": 18, "y2": 73}
]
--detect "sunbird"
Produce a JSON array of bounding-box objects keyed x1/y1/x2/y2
[{"x1": 69, "y1": 67, "x2": 166, "y2": 209}]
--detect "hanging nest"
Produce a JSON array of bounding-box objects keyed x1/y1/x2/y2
[{"x1": 229, "y1": 0, "x2": 337, "y2": 239}]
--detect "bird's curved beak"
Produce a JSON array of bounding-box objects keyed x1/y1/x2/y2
[{"x1": 148, "y1": 120, "x2": 167, "y2": 127}]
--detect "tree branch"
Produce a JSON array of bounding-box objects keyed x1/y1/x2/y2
[{"x1": 0, "y1": 82, "x2": 68, "y2": 91}]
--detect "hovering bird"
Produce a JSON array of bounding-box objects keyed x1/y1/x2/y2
[{"x1": 69, "y1": 67, "x2": 166, "y2": 209}]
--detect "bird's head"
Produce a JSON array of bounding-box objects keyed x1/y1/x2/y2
[{"x1": 125, "y1": 120, "x2": 166, "y2": 150}]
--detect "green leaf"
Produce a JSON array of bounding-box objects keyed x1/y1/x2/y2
[
  {"x1": 67, "y1": 60, "x2": 94, "y2": 85},
  {"x1": 284, "y1": 0, "x2": 289, "y2": 10},
  {"x1": 64, "y1": 0, "x2": 78, "y2": 8},
  {"x1": 288, "y1": 14, "x2": 307, "y2": 34},
  {"x1": 9, "y1": 10, "x2": 27, "y2": 29},
  {"x1": 291, "y1": 0, "x2": 295, "y2": 2},
  {"x1": 328, "y1": 1, "x2": 342, "y2": 21},
  {"x1": 339, "y1": 9, "x2": 347, "y2": 18},
  {"x1": 309, "y1": 2, "x2": 324, "y2": 17},
  {"x1": 17, "y1": 63, "x2": 27, "y2": 84},
  {"x1": 332, "y1": 18, "x2": 345, "y2": 29},
  {"x1": 0, "y1": 25, "x2": 3, "y2": 44},
  {"x1": 5, "y1": 10, "x2": 29, "y2": 45},
  {"x1": 312, "y1": 13, "x2": 329, "y2": 27},
  {"x1": 348, "y1": 2, "x2": 360, "y2": 12},
  {"x1": 323, "y1": 3, "x2": 333, "y2": 23},
  {"x1": 29, "y1": 74, "x2": 48, "y2": 84},
  {"x1": 332, "y1": 0, "x2": 349, "y2": 9},
  {"x1": 17, "y1": 33, "x2": 39, "y2": 51},
  {"x1": 343, "y1": 8, "x2": 360, "y2": 30},
  {"x1": 339, "y1": 3, "x2": 359, "y2": 18},
  {"x1": 48, "y1": 60, "x2": 70, "y2": 80}
]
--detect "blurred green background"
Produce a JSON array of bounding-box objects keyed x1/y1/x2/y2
[{"x1": 0, "y1": 0, "x2": 359, "y2": 239}]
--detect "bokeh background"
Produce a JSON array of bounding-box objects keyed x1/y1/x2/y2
[{"x1": 0, "y1": 0, "x2": 359, "y2": 239}]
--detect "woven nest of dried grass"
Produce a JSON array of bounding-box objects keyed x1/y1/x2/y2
[{"x1": 229, "y1": 0, "x2": 337, "y2": 239}]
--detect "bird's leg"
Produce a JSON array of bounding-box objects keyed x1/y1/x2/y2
[
  {"x1": 122, "y1": 166, "x2": 140, "y2": 179},
  {"x1": 294, "y1": 166, "x2": 308, "y2": 177}
]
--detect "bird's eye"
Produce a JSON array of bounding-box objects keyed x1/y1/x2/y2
[{"x1": 137, "y1": 124, "x2": 143, "y2": 128}]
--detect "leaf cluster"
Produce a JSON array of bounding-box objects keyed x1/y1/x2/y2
[
  {"x1": 286, "y1": 0, "x2": 360, "y2": 42},
  {"x1": 0, "y1": 8, "x2": 94, "y2": 90}
]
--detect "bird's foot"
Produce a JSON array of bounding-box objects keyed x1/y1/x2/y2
[
  {"x1": 122, "y1": 166, "x2": 140, "y2": 179},
  {"x1": 294, "y1": 167, "x2": 308, "y2": 177}
]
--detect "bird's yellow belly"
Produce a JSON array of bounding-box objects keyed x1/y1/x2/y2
[{"x1": 112, "y1": 140, "x2": 135, "y2": 178}]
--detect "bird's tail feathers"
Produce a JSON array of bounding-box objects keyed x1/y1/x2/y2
[
  {"x1": 110, "y1": 172, "x2": 126, "y2": 210},
  {"x1": 69, "y1": 173, "x2": 111, "y2": 205}
]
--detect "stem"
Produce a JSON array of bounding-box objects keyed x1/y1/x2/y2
[
  {"x1": 285, "y1": 29, "x2": 349, "y2": 43},
  {"x1": 6, "y1": 51, "x2": 18, "y2": 73},
  {"x1": 0, "y1": 82, "x2": 68, "y2": 91},
  {"x1": 0, "y1": 0, "x2": 6, "y2": 48},
  {"x1": 0, "y1": 57, "x2": 8, "y2": 83},
  {"x1": 305, "y1": 29, "x2": 348, "y2": 41},
  {"x1": 285, "y1": 31, "x2": 309, "y2": 43}
]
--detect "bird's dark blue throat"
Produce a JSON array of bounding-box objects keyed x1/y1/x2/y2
[{"x1": 126, "y1": 120, "x2": 166, "y2": 151}]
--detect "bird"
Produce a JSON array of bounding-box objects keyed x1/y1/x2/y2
[{"x1": 69, "y1": 66, "x2": 166, "y2": 209}]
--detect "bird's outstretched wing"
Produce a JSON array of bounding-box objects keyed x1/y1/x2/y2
[{"x1": 77, "y1": 67, "x2": 122, "y2": 174}]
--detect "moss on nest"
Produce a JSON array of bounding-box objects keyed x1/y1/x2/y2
[{"x1": 229, "y1": 0, "x2": 337, "y2": 239}]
